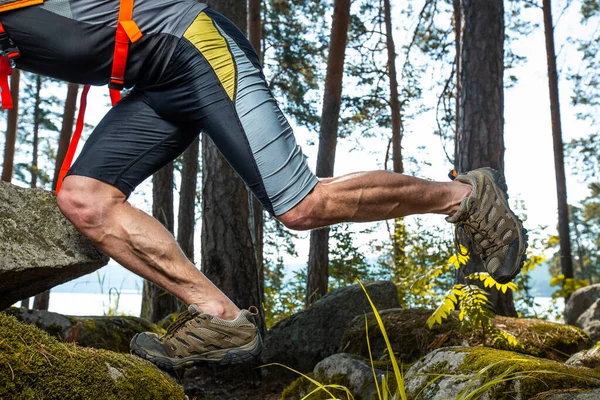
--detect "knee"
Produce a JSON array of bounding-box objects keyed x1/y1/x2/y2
[
  {"x1": 56, "y1": 177, "x2": 121, "y2": 241},
  {"x1": 277, "y1": 184, "x2": 324, "y2": 231}
]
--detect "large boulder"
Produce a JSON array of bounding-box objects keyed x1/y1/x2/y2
[
  {"x1": 0, "y1": 182, "x2": 108, "y2": 309},
  {"x1": 5, "y1": 307, "x2": 163, "y2": 353},
  {"x1": 0, "y1": 312, "x2": 184, "y2": 399},
  {"x1": 281, "y1": 353, "x2": 389, "y2": 400},
  {"x1": 565, "y1": 284, "x2": 600, "y2": 325},
  {"x1": 405, "y1": 347, "x2": 600, "y2": 400},
  {"x1": 530, "y1": 389, "x2": 600, "y2": 399},
  {"x1": 341, "y1": 308, "x2": 589, "y2": 363},
  {"x1": 576, "y1": 298, "x2": 600, "y2": 342},
  {"x1": 261, "y1": 281, "x2": 400, "y2": 377}
]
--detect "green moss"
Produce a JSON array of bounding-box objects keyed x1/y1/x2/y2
[
  {"x1": 0, "y1": 312, "x2": 184, "y2": 399},
  {"x1": 456, "y1": 347, "x2": 600, "y2": 399},
  {"x1": 492, "y1": 317, "x2": 590, "y2": 361}
]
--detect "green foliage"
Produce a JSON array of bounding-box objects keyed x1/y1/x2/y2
[
  {"x1": 262, "y1": 216, "x2": 306, "y2": 328},
  {"x1": 549, "y1": 274, "x2": 589, "y2": 300},
  {"x1": 263, "y1": 0, "x2": 328, "y2": 131},
  {"x1": 425, "y1": 252, "x2": 520, "y2": 348},
  {"x1": 377, "y1": 218, "x2": 456, "y2": 309},
  {"x1": 328, "y1": 223, "x2": 371, "y2": 290}
]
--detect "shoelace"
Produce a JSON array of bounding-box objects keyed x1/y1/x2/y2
[
  {"x1": 454, "y1": 217, "x2": 505, "y2": 260},
  {"x1": 164, "y1": 310, "x2": 194, "y2": 337}
]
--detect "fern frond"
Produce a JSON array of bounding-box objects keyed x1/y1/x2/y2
[{"x1": 427, "y1": 287, "x2": 461, "y2": 328}]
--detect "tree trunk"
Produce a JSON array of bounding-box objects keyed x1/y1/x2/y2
[
  {"x1": 1, "y1": 69, "x2": 20, "y2": 182},
  {"x1": 31, "y1": 76, "x2": 42, "y2": 189},
  {"x1": 542, "y1": 0, "x2": 574, "y2": 292},
  {"x1": 306, "y1": 0, "x2": 350, "y2": 306},
  {"x1": 201, "y1": 0, "x2": 265, "y2": 336},
  {"x1": 177, "y1": 137, "x2": 199, "y2": 261},
  {"x1": 384, "y1": 0, "x2": 407, "y2": 276},
  {"x1": 454, "y1": 0, "x2": 516, "y2": 317},
  {"x1": 52, "y1": 83, "x2": 79, "y2": 190},
  {"x1": 141, "y1": 163, "x2": 181, "y2": 322},
  {"x1": 247, "y1": 0, "x2": 265, "y2": 312}
]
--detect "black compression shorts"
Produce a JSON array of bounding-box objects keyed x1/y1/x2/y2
[{"x1": 66, "y1": 8, "x2": 318, "y2": 216}]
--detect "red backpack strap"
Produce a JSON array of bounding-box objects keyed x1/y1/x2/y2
[
  {"x1": 0, "y1": 22, "x2": 20, "y2": 109},
  {"x1": 55, "y1": 84, "x2": 90, "y2": 194},
  {"x1": 109, "y1": 0, "x2": 142, "y2": 106}
]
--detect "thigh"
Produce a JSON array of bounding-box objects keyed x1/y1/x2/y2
[
  {"x1": 147, "y1": 9, "x2": 318, "y2": 216},
  {"x1": 67, "y1": 90, "x2": 196, "y2": 197}
]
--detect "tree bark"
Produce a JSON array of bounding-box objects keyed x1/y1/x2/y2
[
  {"x1": 177, "y1": 137, "x2": 199, "y2": 262},
  {"x1": 542, "y1": 0, "x2": 574, "y2": 290},
  {"x1": 141, "y1": 163, "x2": 181, "y2": 322},
  {"x1": 247, "y1": 0, "x2": 265, "y2": 313},
  {"x1": 52, "y1": 83, "x2": 79, "y2": 190},
  {"x1": 306, "y1": 0, "x2": 350, "y2": 306},
  {"x1": 453, "y1": 0, "x2": 516, "y2": 317},
  {"x1": 384, "y1": 0, "x2": 407, "y2": 275},
  {"x1": 202, "y1": 0, "x2": 265, "y2": 336},
  {"x1": 31, "y1": 75, "x2": 42, "y2": 189},
  {"x1": 1, "y1": 69, "x2": 20, "y2": 182}
]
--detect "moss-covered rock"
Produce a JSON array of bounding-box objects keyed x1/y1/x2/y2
[
  {"x1": 405, "y1": 347, "x2": 600, "y2": 400},
  {"x1": 0, "y1": 312, "x2": 185, "y2": 399},
  {"x1": 341, "y1": 308, "x2": 590, "y2": 364},
  {"x1": 5, "y1": 307, "x2": 164, "y2": 353},
  {"x1": 566, "y1": 344, "x2": 600, "y2": 369}
]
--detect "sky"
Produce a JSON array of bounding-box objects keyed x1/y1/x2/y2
[{"x1": 8, "y1": 0, "x2": 598, "y2": 314}]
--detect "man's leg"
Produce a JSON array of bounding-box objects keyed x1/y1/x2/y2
[
  {"x1": 278, "y1": 171, "x2": 471, "y2": 230},
  {"x1": 57, "y1": 176, "x2": 241, "y2": 321}
]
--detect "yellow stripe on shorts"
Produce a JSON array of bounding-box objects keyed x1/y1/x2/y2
[{"x1": 184, "y1": 12, "x2": 236, "y2": 101}]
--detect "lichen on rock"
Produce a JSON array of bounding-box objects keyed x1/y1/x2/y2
[
  {"x1": 0, "y1": 312, "x2": 185, "y2": 399},
  {"x1": 404, "y1": 347, "x2": 600, "y2": 400}
]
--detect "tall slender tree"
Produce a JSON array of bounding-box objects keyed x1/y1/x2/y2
[
  {"x1": 306, "y1": 0, "x2": 351, "y2": 306},
  {"x1": 247, "y1": 0, "x2": 265, "y2": 308},
  {"x1": 177, "y1": 138, "x2": 199, "y2": 262},
  {"x1": 542, "y1": 0, "x2": 574, "y2": 293},
  {"x1": 453, "y1": 0, "x2": 517, "y2": 317},
  {"x1": 1, "y1": 70, "x2": 20, "y2": 182},
  {"x1": 201, "y1": 0, "x2": 265, "y2": 335}
]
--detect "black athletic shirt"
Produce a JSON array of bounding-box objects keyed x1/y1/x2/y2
[{"x1": 1, "y1": 0, "x2": 207, "y2": 87}]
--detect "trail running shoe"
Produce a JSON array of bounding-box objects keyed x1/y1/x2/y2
[
  {"x1": 130, "y1": 305, "x2": 262, "y2": 370},
  {"x1": 447, "y1": 168, "x2": 528, "y2": 284}
]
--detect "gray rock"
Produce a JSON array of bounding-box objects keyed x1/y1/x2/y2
[
  {"x1": 567, "y1": 344, "x2": 600, "y2": 369},
  {"x1": 261, "y1": 280, "x2": 400, "y2": 377},
  {"x1": 0, "y1": 182, "x2": 108, "y2": 309},
  {"x1": 576, "y1": 299, "x2": 600, "y2": 342},
  {"x1": 404, "y1": 347, "x2": 474, "y2": 400},
  {"x1": 565, "y1": 284, "x2": 600, "y2": 325},
  {"x1": 584, "y1": 322, "x2": 600, "y2": 344},
  {"x1": 404, "y1": 347, "x2": 600, "y2": 400},
  {"x1": 313, "y1": 353, "x2": 386, "y2": 400}
]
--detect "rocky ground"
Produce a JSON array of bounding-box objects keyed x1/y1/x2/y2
[{"x1": 5, "y1": 281, "x2": 600, "y2": 399}]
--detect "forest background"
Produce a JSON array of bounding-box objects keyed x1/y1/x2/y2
[{"x1": 2, "y1": 0, "x2": 599, "y2": 328}]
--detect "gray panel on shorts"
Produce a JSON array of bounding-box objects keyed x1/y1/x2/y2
[
  {"x1": 215, "y1": 24, "x2": 318, "y2": 216},
  {"x1": 41, "y1": 0, "x2": 72, "y2": 18}
]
